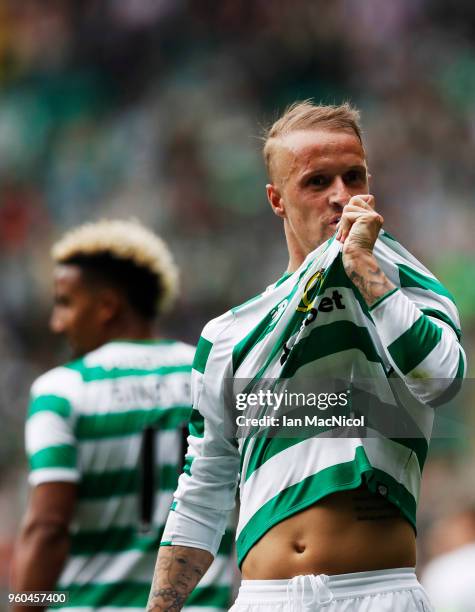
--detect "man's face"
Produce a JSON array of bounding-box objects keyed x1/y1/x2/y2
[
  {"x1": 267, "y1": 128, "x2": 369, "y2": 259},
  {"x1": 50, "y1": 265, "x2": 106, "y2": 358}
]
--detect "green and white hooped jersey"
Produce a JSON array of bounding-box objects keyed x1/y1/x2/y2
[
  {"x1": 26, "y1": 340, "x2": 233, "y2": 612},
  {"x1": 162, "y1": 231, "x2": 466, "y2": 568}
]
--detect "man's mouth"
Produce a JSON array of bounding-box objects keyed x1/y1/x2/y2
[{"x1": 329, "y1": 216, "x2": 341, "y2": 227}]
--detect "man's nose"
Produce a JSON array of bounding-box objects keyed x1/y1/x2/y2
[{"x1": 328, "y1": 177, "x2": 350, "y2": 208}]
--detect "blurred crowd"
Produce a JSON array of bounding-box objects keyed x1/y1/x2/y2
[{"x1": 1, "y1": 0, "x2": 474, "y2": 599}]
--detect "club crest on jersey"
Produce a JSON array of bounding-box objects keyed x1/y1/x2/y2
[{"x1": 296, "y1": 268, "x2": 326, "y2": 312}]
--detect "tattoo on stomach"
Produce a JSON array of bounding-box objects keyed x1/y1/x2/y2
[{"x1": 352, "y1": 490, "x2": 401, "y2": 521}]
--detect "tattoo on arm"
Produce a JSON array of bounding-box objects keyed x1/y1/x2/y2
[
  {"x1": 345, "y1": 255, "x2": 395, "y2": 307},
  {"x1": 147, "y1": 546, "x2": 213, "y2": 612},
  {"x1": 147, "y1": 588, "x2": 185, "y2": 612}
]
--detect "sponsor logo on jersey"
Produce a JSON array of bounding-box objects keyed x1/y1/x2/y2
[
  {"x1": 296, "y1": 268, "x2": 326, "y2": 312},
  {"x1": 281, "y1": 286, "x2": 346, "y2": 365}
]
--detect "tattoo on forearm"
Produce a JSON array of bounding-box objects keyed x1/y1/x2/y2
[
  {"x1": 147, "y1": 588, "x2": 185, "y2": 611},
  {"x1": 346, "y1": 260, "x2": 394, "y2": 306},
  {"x1": 147, "y1": 546, "x2": 212, "y2": 612}
]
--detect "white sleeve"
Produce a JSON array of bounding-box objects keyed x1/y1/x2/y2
[
  {"x1": 161, "y1": 314, "x2": 240, "y2": 556},
  {"x1": 371, "y1": 235, "x2": 466, "y2": 404},
  {"x1": 26, "y1": 367, "x2": 82, "y2": 485}
]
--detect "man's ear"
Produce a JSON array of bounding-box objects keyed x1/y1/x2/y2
[
  {"x1": 266, "y1": 183, "x2": 286, "y2": 219},
  {"x1": 97, "y1": 288, "x2": 121, "y2": 324}
]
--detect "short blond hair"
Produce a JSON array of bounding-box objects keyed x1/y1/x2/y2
[
  {"x1": 52, "y1": 219, "x2": 178, "y2": 317},
  {"x1": 263, "y1": 100, "x2": 363, "y2": 181}
]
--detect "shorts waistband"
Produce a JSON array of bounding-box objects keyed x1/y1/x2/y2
[{"x1": 237, "y1": 567, "x2": 419, "y2": 602}]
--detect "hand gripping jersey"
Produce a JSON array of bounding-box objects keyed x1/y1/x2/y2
[
  {"x1": 162, "y1": 232, "x2": 466, "y2": 568},
  {"x1": 26, "y1": 340, "x2": 233, "y2": 612}
]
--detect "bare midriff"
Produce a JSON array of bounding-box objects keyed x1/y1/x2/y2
[{"x1": 241, "y1": 485, "x2": 416, "y2": 579}]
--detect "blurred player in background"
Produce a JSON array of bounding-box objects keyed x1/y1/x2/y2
[
  {"x1": 11, "y1": 219, "x2": 233, "y2": 612},
  {"x1": 147, "y1": 102, "x2": 465, "y2": 611},
  {"x1": 422, "y1": 507, "x2": 475, "y2": 611}
]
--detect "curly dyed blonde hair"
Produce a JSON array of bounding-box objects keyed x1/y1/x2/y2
[{"x1": 52, "y1": 219, "x2": 179, "y2": 317}]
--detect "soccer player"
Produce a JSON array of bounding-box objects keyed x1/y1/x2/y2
[
  {"x1": 11, "y1": 219, "x2": 233, "y2": 612},
  {"x1": 422, "y1": 507, "x2": 475, "y2": 610},
  {"x1": 147, "y1": 103, "x2": 465, "y2": 611}
]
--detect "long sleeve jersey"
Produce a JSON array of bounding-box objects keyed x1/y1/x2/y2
[{"x1": 162, "y1": 231, "x2": 466, "y2": 567}]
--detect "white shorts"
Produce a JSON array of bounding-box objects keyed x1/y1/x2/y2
[{"x1": 229, "y1": 568, "x2": 433, "y2": 611}]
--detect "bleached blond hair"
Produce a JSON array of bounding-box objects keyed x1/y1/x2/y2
[
  {"x1": 263, "y1": 100, "x2": 364, "y2": 182},
  {"x1": 52, "y1": 219, "x2": 179, "y2": 316}
]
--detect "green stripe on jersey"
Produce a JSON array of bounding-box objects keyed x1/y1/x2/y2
[
  {"x1": 236, "y1": 446, "x2": 416, "y2": 566},
  {"x1": 381, "y1": 230, "x2": 398, "y2": 241},
  {"x1": 193, "y1": 337, "x2": 213, "y2": 374},
  {"x1": 248, "y1": 259, "x2": 377, "y2": 381},
  {"x1": 368, "y1": 288, "x2": 399, "y2": 311},
  {"x1": 322, "y1": 254, "x2": 373, "y2": 321},
  {"x1": 282, "y1": 321, "x2": 384, "y2": 377},
  {"x1": 398, "y1": 264, "x2": 456, "y2": 303},
  {"x1": 420, "y1": 308, "x2": 461, "y2": 340},
  {"x1": 429, "y1": 348, "x2": 466, "y2": 407},
  {"x1": 233, "y1": 279, "x2": 303, "y2": 374},
  {"x1": 79, "y1": 465, "x2": 179, "y2": 498},
  {"x1": 244, "y1": 437, "x2": 303, "y2": 482},
  {"x1": 233, "y1": 309, "x2": 279, "y2": 374},
  {"x1": 218, "y1": 528, "x2": 235, "y2": 555},
  {"x1": 274, "y1": 271, "x2": 293, "y2": 287},
  {"x1": 70, "y1": 526, "x2": 163, "y2": 555},
  {"x1": 244, "y1": 434, "x2": 428, "y2": 483},
  {"x1": 187, "y1": 585, "x2": 231, "y2": 608},
  {"x1": 237, "y1": 447, "x2": 370, "y2": 565},
  {"x1": 75, "y1": 406, "x2": 191, "y2": 439},
  {"x1": 454, "y1": 348, "x2": 466, "y2": 379},
  {"x1": 183, "y1": 455, "x2": 194, "y2": 475},
  {"x1": 66, "y1": 362, "x2": 191, "y2": 382},
  {"x1": 58, "y1": 582, "x2": 231, "y2": 609},
  {"x1": 28, "y1": 394, "x2": 72, "y2": 418},
  {"x1": 188, "y1": 408, "x2": 205, "y2": 438},
  {"x1": 30, "y1": 445, "x2": 76, "y2": 470},
  {"x1": 57, "y1": 581, "x2": 150, "y2": 607},
  {"x1": 388, "y1": 315, "x2": 442, "y2": 375},
  {"x1": 234, "y1": 261, "x2": 335, "y2": 381},
  {"x1": 390, "y1": 437, "x2": 428, "y2": 471}
]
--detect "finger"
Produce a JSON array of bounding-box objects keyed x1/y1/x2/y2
[
  {"x1": 336, "y1": 210, "x2": 383, "y2": 242},
  {"x1": 336, "y1": 211, "x2": 357, "y2": 242},
  {"x1": 341, "y1": 211, "x2": 383, "y2": 223},
  {"x1": 348, "y1": 194, "x2": 375, "y2": 210},
  {"x1": 342, "y1": 203, "x2": 374, "y2": 214},
  {"x1": 337, "y1": 205, "x2": 378, "y2": 235}
]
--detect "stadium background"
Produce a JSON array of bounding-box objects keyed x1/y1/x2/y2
[{"x1": 0, "y1": 0, "x2": 474, "y2": 605}]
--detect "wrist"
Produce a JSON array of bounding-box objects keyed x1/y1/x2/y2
[{"x1": 342, "y1": 248, "x2": 375, "y2": 271}]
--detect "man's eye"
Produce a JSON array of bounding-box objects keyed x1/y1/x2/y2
[
  {"x1": 345, "y1": 170, "x2": 365, "y2": 183},
  {"x1": 308, "y1": 175, "x2": 328, "y2": 187}
]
